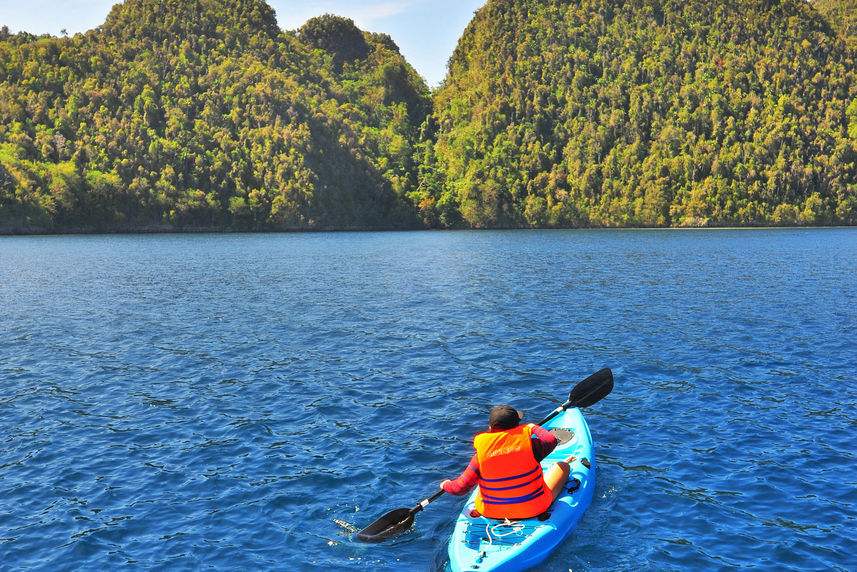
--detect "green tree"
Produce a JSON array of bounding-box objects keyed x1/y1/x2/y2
[
  {"x1": 0, "y1": 0, "x2": 431, "y2": 232},
  {"x1": 431, "y1": 0, "x2": 857, "y2": 228}
]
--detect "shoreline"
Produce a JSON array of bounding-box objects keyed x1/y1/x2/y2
[{"x1": 1, "y1": 223, "x2": 854, "y2": 237}]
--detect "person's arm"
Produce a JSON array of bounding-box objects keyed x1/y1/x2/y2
[
  {"x1": 440, "y1": 452, "x2": 480, "y2": 495},
  {"x1": 529, "y1": 423, "x2": 558, "y2": 461}
]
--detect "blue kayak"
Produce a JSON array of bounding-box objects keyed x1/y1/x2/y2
[{"x1": 446, "y1": 407, "x2": 596, "y2": 572}]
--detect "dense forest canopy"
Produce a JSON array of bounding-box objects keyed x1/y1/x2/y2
[
  {"x1": 0, "y1": 0, "x2": 430, "y2": 232},
  {"x1": 813, "y1": 0, "x2": 857, "y2": 50},
  {"x1": 1, "y1": 0, "x2": 856, "y2": 232},
  {"x1": 420, "y1": 0, "x2": 857, "y2": 228}
]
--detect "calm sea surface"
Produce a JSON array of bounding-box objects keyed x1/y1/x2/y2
[{"x1": 1, "y1": 229, "x2": 855, "y2": 571}]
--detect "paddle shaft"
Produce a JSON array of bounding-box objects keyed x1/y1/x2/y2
[
  {"x1": 537, "y1": 400, "x2": 573, "y2": 427},
  {"x1": 412, "y1": 489, "x2": 445, "y2": 513}
]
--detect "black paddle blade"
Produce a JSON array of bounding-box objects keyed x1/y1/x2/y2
[
  {"x1": 356, "y1": 508, "x2": 415, "y2": 543},
  {"x1": 567, "y1": 367, "x2": 613, "y2": 408}
]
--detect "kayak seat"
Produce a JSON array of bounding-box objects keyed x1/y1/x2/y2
[{"x1": 548, "y1": 428, "x2": 575, "y2": 444}]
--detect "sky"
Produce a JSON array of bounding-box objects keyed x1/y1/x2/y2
[{"x1": 0, "y1": 0, "x2": 486, "y2": 87}]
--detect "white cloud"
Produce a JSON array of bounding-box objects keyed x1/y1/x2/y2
[
  {"x1": 352, "y1": 1, "x2": 414, "y2": 24},
  {"x1": 273, "y1": 0, "x2": 421, "y2": 31}
]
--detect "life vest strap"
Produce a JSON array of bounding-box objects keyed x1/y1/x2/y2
[
  {"x1": 478, "y1": 472, "x2": 543, "y2": 492},
  {"x1": 478, "y1": 465, "x2": 541, "y2": 483},
  {"x1": 481, "y1": 489, "x2": 546, "y2": 505}
]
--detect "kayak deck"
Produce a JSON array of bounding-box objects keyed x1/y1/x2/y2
[{"x1": 446, "y1": 407, "x2": 595, "y2": 572}]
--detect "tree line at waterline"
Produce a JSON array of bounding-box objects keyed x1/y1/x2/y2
[{"x1": 1, "y1": 0, "x2": 856, "y2": 233}]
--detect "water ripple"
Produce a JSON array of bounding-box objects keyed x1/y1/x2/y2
[{"x1": 1, "y1": 230, "x2": 855, "y2": 570}]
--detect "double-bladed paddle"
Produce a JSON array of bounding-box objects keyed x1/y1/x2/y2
[{"x1": 356, "y1": 367, "x2": 614, "y2": 543}]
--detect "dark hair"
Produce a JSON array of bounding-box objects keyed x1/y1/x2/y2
[{"x1": 489, "y1": 404, "x2": 522, "y2": 430}]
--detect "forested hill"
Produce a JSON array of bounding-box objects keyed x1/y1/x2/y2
[
  {"x1": 421, "y1": 0, "x2": 857, "y2": 228},
  {"x1": 2, "y1": 0, "x2": 857, "y2": 233},
  {"x1": 0, "y1": 0, "x2": 430, "y2": 232}
]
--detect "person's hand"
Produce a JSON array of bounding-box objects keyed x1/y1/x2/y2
[{"x1": 440, "y1": 479, "x2": 451, "y2": 490}]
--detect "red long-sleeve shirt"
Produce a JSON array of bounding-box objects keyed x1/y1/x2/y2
[{"x1": 442, "y1": 424, "x2": 558, "y2": 495}]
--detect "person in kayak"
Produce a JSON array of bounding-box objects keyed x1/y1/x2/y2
[{"x1": 440, "y1": 404, "x2": 575, "y2": 519}]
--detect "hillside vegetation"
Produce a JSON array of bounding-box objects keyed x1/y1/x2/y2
[
  {"x1": 421, "y1": 0, "x2": 857, "y2": 227},
  {"x1": 1, "y1": 0, "x2": 856, "y2": 232},
  {"x1": 0, "y1": 0, "x2": 430, "y2": 232},
  {"x1": 814, "y1": 0, "x2": 857, "y2": 50}
]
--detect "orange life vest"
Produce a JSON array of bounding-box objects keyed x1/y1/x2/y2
[{"x1": 473, "y1": 424, "x2": 552, "y2": 519}]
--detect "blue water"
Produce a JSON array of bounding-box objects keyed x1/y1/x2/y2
[{"x1": 1, "y1": 229, "x2": 855, "y2": 571}]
